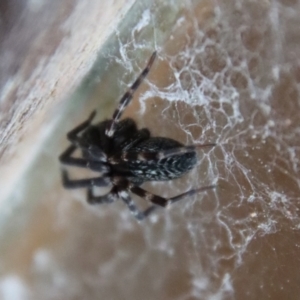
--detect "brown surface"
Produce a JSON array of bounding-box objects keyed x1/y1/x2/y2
[{"x1": 0, "y1": 1, "x2": 300, "y2": 299}]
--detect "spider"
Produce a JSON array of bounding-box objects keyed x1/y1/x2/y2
[{"x1": 59, "y1": 51, "x2": 216, "y2": 221}]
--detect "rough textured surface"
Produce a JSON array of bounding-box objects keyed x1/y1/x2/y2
[{"x1": 0, "y1": 0, "x2": 135, "y2": 161}]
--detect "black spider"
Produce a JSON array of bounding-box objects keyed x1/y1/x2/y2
[{"x1": 59, "y1": 52, "x2": 216, "y2": 220}]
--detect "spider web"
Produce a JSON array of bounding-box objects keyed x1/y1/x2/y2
[
  {"x1": 124, "y1": 1, "x2": 300, "y2": 298},
  {"x1": 79, "y1": 1, "x2": 300, "y2": 299},
  {"x1": 1, "y1": 0, "x2": 300, "y2": 299}
]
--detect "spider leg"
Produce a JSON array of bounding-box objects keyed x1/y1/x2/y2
[
  {"x1": 86, "y1": 188, "x2": 116, "y2": 204},
  {"x1": 142, "y1": 205, "x2": 158, "y2": 218},
  {"x1": 118, "y1": 191, "x2": 152, "y2": 221},
  {"x1": 168, "y1": 185, "x2": 217, "y2": 204},
  {"x1": 67, "y1": 110, "x2": 96, "y2": 144},
  {"x1": 87, "y1": 187, "x2": 150, "y2": 221},
  {"x1": 62, "y1": 170, "x2": 111, "y2": 189},
  {"x1": 59, "y1": 145, "x2": 109, "y2": 172},
  {"x1": 64, "y1": 110, "x2": 107, "y2": 161},
  {"x1": 105, "y1": 51, "x2": 157, "y2": 137},
  {"x1": 119, "y1": 143, "x2": 216, "y2": 162},
  {"x1": 129, "y1": 184, "x2": 217, "y2": 207}
]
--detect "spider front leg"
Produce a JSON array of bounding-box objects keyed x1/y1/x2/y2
[
  {"x1": 67, "y1": 110, "x2": 96, "y2": 144},
  {"x1": 106, "y1": 51, "x2": 157, "y2": 137},
  {"x1": 65, "y1": 110, "x2": 107, "y2": 161}
]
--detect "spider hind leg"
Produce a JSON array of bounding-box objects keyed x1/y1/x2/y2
[{"x1": 129, "y1": 184, "x2": 217, "y2": 208}]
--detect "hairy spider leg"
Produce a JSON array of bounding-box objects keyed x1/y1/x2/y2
[
  {"x1": 112, "y1": 143, "x2": 216, "y2": 163},
  {"x1": 67, "y1": 110, "x2": 96, "y2": 144},
  {"x1": 120, "y1": 185, "x2": 216, "y2": 220},
  {"x1": 65, "y1": 110, "x2": 107, "y2": 161},
  {"x1": 105, "y1": 51, "x2": 157, "y2": 138},
  {"x1": 108, "y1": 178, "x2": 216, "y2": 217},
  {"x1": 59, "y1": 145, "x2": 109, "y2": 172},
  {"x1": 129, "y1": 184, "x2": 217, "y2": 207},
  {"x1": 62, "y1": 170, "x2": 111, "y2": 189}
]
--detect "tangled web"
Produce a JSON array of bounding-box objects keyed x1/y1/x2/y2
[{"x1": 99, "y1": 1, "x2": 300, "y2": 299}]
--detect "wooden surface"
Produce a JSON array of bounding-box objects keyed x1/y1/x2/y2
[{"x1": 0, "y1": 0, "x2": 135, "y2": 158}]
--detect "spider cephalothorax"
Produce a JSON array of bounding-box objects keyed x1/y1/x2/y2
[{"x1": 59, "y1": 52, "x2": 216, "y2": 220}]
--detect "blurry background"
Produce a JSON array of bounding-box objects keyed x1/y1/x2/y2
[{"x1": 0, "y1": 0, "x2": 300, "y2": 299}]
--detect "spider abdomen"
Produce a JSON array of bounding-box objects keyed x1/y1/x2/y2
[{"x1": 126, "y1": 137, "x2": 197, "y2": 182}]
